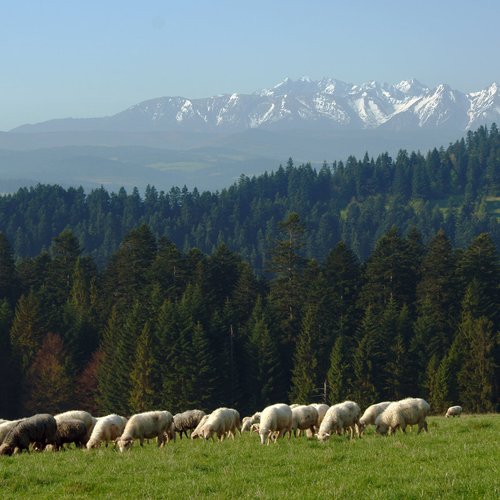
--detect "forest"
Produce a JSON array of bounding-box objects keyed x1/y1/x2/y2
[
  {"x1": 0, "y1": 125, "x2": 498, "y2": 418},
  {"x1": 0, "y1": 126, "x2": 498, "y2": 271}
]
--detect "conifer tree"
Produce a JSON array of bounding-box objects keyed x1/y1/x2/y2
[
  {"x1": 129, "y1": 322, "x2": 155, "y2": 413},
  {"x1": 289, "y1": 305, "x2": 319, "y2": 404},
  {"x1": 247, "y1": 297, "x2": 283, "y2": 407},
  {"x1": 352, "y1": 307, "x2": 380, "y2": 407},
  {"x1": 190, "y1": 321, "x2": 217, "y2": 410},
  {"x1": 455, "y1": 285, "x2": 498, "y2": 412},
  {"x1": 326, "y1": 334, "x2": 352, "y2": 404},
  {"x1": 9, "y1": 291, "x2": 45, "y2": 372},
  {"x1": 96, "y1": 306, "x2": 123, "y2": 414},
  {"x1": 0, "y1": 232, "x2": 19, "y2": 307}
]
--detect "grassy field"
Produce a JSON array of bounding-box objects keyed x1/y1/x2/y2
[{"x1": 0, "y1": 414, "x2": 498, "y2": 499}]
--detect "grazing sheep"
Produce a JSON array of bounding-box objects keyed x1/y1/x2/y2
[
  {"x1": 86, "y1": 414, "x2": 127, "y2": 449},
  {"x1": 445, "y1": 406, "x2": 463, "y2": 418},
  {"x1": 0, "y1": 414, "x2": 57, "y2": 455},
  {"x1": 0, "y1": 419, "x2": 24, "y2": 444},
  {"x1": 317, "y1": 401, "x2": 361, "y2": 442},
  {"x1": 199, "y1": 408, "x2": 241, "y2": 441},
  {"x1": 116, "y1": 411, "x2": 173, "y2": 452},
  {"x1": 259, "y1": 403, "x2": 292, "y2": 445},
  {"x1": 162, "y1": 420, "x2": 176, "y2": 445},
  {"x1": 375, "y1": 398, "x2": 430, "y2": 435},
  {"x1": 309, "y1": 404, "x2": 329, "y2": 428},
  {"x1": 190, "y1": 414, "x2": 210, "y2": 439},
  {"x1": 173, "y1": 410, "x2": 206, "y2": 439},
  {"x1": 358, "y1": 401, "x2": 393, "y2": 436},
  {"x1": 241, "y1": 412, "x2": 261, "y2": 432},
  {"x1": 53, "y1": 419, "x2": 88, "y2": 450},
  {"x1": 54, "y1": 411, "x2": 96, "y2": 441},
  {"x1": 291, "y1": 405, "x2": 318, "y2": 437}
]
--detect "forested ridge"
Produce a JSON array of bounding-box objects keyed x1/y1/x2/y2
[
  {"x1": 0, "y1": 125, "x2": 498, "y2": 418},
  {"x1": 0, "y1": 125, "x2": 499, "y2": 270}
]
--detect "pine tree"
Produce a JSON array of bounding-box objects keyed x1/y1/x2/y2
[
  {"x1": 416, "y1": 229, "x2": 458, "y2": 356},
  {"x1": 129, "y1": 322, "x2": 155, "y2": 413},
  {"x1": 352, "y1": 307, "x2": 380, "y2": 408},
  {"x1": 457, "y1": 233, "x2": 500, "y2": 328},
  {"x1": 455, "y1": 285, "x2": 498, "y2": 412},
  {"x1": 247, "y1": 297, "x2": 283, "y2": 407},
  {"x1": 0, "y1": 232, "x2": 19, "y2": 307},
  {"x1": 289, "y1": 305, "x2": 319, "y2": 404},
  {"x1": 326, "y1": 335, "x2": 351, "y2": 404},
  {"x1": 96, "y1": 306, "x2": 123, "y2": 414},
  {"x1": 358, "y1": 227, "x2": 417, "y2": 314},
  {"x1": 9, "y1": 291, "x2": 45, "y2": 372},
  {"x1": 190, "y1": 321, "x2": 217, "y2": 410}
]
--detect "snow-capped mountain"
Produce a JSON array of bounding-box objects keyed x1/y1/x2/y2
[{"x1": 12, "y1": 77, "x2": 500, "y2": 133}]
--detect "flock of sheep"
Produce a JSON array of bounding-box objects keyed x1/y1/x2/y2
[{"x1": 0, "y1": 399, "x2": 463, "y2": 455}]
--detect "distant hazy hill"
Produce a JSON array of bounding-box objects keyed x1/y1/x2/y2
[{"x1": 1, "y1": 77, "x2": 499, "y2": 191}]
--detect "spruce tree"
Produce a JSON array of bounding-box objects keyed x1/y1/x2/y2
[
  {"x1": 289, "y1": 305, "x2": 319, "y2": 404},
  {"x1": 129, "y1": 322, "x2": 155, "y2": 413},
  {"x1": 9, "y1": 291, "x2": 45, "y2": 372},
  {"x1": 326, "y1": 335, "x2": 352, "y2": 404}
]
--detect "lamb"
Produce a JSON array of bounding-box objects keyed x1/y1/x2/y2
[
  {"x1": 86, "y1": 414, "x2": 128, "y2": 449},
  {"x1": 116, "y1": 411, "x2": 173, "y2": 452},
  {"x1": 317, "y1": 401, "x2": 361, "y2": 442},
  {"x1": 0, "y1": 414, "x2": 57, "y2": 455},
  {"x1": 291, "y1": 405, "x2": 318, "y2": 437},
  {"x1": 0, "y1": 419, "x2": 24, "y2": 444},
  {"x1": 172, "y1": 409, "x2": 206, "y2": 439},
  {"x1": 54, "y1": 410, "x2": 96, "y2": 441},
  {"x1": 358, "y1": 401, "x2": 393, "y2": 436},
  {"x1": 375, "y1": 397, "x2": 430, "y2": 435},
  {"x1": 445, "y1": 405, "x2": 463, "y2": 418},
  {"x1": 190, "y1": 414, "x2": 210, "y2": 439},
  {"x1": 199, "y1": 408, "x2": 241, "y2": 441},
  {"x1": 259, "y1": 403, "x2": 292, "y2": 445},
  {"x1": 241, "y1": 412, "x2": 261, "y2": 432},
  {"x1": 52, "y1": 419, "x2": 88, "y2": 450}
]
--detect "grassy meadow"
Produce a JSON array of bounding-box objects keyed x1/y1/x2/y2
[{"x1": 0, "y1": 414, "x2": 498, "y2": 499}]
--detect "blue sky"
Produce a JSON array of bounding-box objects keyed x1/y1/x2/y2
[{"x1": 1, "y1": 0, "x2": 499, "y2": 131}]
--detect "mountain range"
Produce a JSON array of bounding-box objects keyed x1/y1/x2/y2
[
  {"x1": 1, "y1": 77, "x2": 498, "y2": 192},
  {"x1": 11, "y1": 77, "x2": 500, "y2": 133}
]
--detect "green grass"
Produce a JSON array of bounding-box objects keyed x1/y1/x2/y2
[{"x1": 0, "y1": 415, "x2": 498, "y2": 498}]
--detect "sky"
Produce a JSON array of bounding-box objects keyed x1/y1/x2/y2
[{"x1": 1, "y1": 0, "x2": 499, "y2": 131}]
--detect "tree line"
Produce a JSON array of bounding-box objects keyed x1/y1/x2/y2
[
  {"x1": 0, "y1": 217, "x2": 498, "y2": 419},
  {"x1": 0, "y1": 126, "x2": 498, "y2": 271}
]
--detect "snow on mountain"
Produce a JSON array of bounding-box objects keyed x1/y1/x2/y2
[{"x1": 12, "y1": 78, "x2": 500, "y2": 133}]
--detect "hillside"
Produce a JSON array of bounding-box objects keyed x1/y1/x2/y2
[{"x1": 0, "y1": 125, "x2": 498, "y2": 269}]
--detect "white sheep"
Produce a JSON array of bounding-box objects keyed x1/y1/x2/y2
[
  {"x1": 86, "y1": 414, "x2": 127, "y2": 449},
  {"x1": 358, "y1": 401, "x2": 392, "y2": 436},
  {"x1": 54, "y1": 410, "x2": 96, "y2": 441},
  {"x1": 117, "y1": 411, "x2": 173, "y2": 452},
  {"x1": 190, "y1": 414, "x2": 210, "y2": 439},
  {"x1": 291, "y1": 405, "x2": 318, "y2": 437},
  {"x1": 309, "y1": 403, "x2": 329, "y2": 428},
  {"x1": 445, "y1": 405, "x2": 463, "y2": 418},
  {"x1": 199, "y1": 408, "x2": 241, "y2": 441},
  {"x1": 375, "y1": 397, "x2": 430, "y2": 435},
  {"x1": 241, "y1": 412, "x2": 261, "y2": 432},
  {"x1": 259, "y1": 403, "x2": 292, "y2": 445},
  {"x1": 0, "y1": 419, "x2": 24, "y2": 444},
  {"x1": 317, "y1": 401, "x2": 361, "y2": 441}
]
